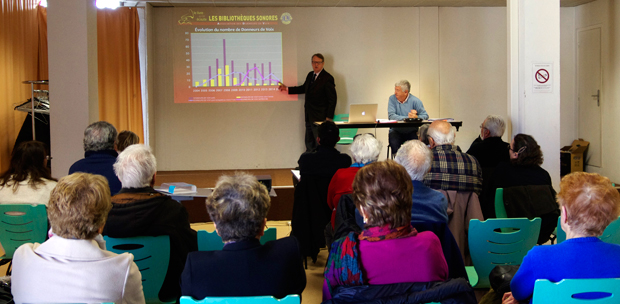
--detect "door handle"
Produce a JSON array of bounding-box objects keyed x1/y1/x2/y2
[{"x1": 592, "y1": 90, "x2": 600, "y2": 106}]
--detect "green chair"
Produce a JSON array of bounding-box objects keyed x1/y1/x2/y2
[
  {"x1": 557, "y1": 216, "x2": 620, "y2": 244},
  {"x1": 198, "y1": 228, "x2": 277, "y2": 251},
  {"x1": 494, "y1": 188, "x2": 508, "y2": 218},
  {"x1": 0, "y1": 204, "x2": 47, "y2": 259},
  {"x1": 333, "y1": 114, "x2": 357, "y2": 145},
  {"x1": 532, "y1": 278, "x2": 620, "y2": 304},
  {"x1": 260, "y1": 227, "x2": 277, "y2": 245},
  {"x1": 466, "y1": 218, "x2": 541, "y2": 288},
  {"x1": 197, "y1": 230, "x2": 224, "y2": 251},
  {"x1": 104, "y1": 235, "x2": 170, "y2": 303},
  {"x1": 180, "y1": 294, "x2": 300, "y2": 304}
]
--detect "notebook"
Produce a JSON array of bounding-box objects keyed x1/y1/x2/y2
[{"x1": 348, "y1": 104, "x2": 378, "y2": 123}]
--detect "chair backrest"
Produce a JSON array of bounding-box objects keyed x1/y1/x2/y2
[
  {"x1": 197, "y1": 230, "x2": 224, "y2": 251},
  {"x1": 180, "y1": 295, "x2": 300, "y2": 304},
  {"x1": 494, "y1": 188, "x2": 507, "y2": 218},
  {"x1": 260, "y1": 227, "x2": 277, "y2": 245},
  {"x1": 557, "y1": 216, "x2": 620, "y2": 245},
  {"x1": 104, "y1": 235, "x2": 170, "y2": 302},
  {"x1": 0, "y1": 204, "x2": 47, "y2": 259},
  {"x1": 333, "y1": 114, "x2": 357, "y2": 145},
  {"x1": 532, "y1": 278, "x2": 620, "y2": 304},
  {"x1": 198, "y1": 228, "x2": 277, "y2": 250},
  {"x1": 468, "y1": 218, "x2": 541, "y2": 288}
]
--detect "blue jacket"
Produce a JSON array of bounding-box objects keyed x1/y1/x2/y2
[{"x1": 69, "y1": 150, "x2": 121, "y2": 195}]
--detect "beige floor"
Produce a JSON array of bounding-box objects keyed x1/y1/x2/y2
[{"x1": 191, "y1": 220, "x2": 327, "y2": 304}]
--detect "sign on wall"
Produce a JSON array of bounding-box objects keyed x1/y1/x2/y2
[{"x1": 533, "y1": 63, "x2": 553, "y2": 93}]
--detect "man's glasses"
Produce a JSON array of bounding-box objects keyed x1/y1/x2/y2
[{"x1": 311, "y1": 61, "x2": 324, "y2": 64}]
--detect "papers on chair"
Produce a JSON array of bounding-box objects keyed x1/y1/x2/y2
[
  {"x1": 428, "y1": 118, "x2": 455, "y2": 121},
  {"x1": 377, "y1": 119, "x2": 398, "y2": 123},
  {"x1": 156, "y1": 182, "x2": 197, "y2": 194}
]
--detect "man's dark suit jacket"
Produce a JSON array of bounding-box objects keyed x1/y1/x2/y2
[
  {"x1": 288, "y1": 69, "x2": 337, "y2": 122},
  {"x1": 180, "y1": 237, "x2": 306, "y2": 299},
  {"x1": 466, "y1": 136, "x2": 510, "y2": 169}
]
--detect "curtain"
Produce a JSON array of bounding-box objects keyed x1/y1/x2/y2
[
  {"x1": 0, "y1": 0, "x2": 44, "y2": 172},
  {"x1": 97, "y1": 7, "x2": 143, "y2": 142}
]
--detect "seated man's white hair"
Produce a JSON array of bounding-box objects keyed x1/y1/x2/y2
[
  {"x1": 395, "y1": 80, "x2": 410, "y2": 93},
  {"x1": 484, "y1": 115, "x2": 506, "y2": 137},
  {"x1": 113, "y1": 144, "x2": 157, "y2": 188},
  {"x1": 350, "y1": 134, "x2": 383, "y2": 164},
  {"x1": 428, "y1": 124, "x2": 456, "y2": 145},
  {"x1": 394, "y1": 140, "x2": 432, "y2": 181}
]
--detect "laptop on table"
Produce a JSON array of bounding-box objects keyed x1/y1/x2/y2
[{"x1": 347, "y1": 104, "x2": 378, "y2": 123}]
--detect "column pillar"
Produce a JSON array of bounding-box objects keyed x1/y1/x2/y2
[{"x1": 48, "y1": 0, "x2": 98, "y2": 176}]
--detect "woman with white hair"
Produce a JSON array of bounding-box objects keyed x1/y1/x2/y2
[
  {"x1": 326, "y1": 134, "x2": 382, "y2": 232},
  {"x1": 102, "y1": 144, "x2": 197, "y2": 302}
]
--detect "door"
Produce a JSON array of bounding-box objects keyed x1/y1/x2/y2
[{"x1": 578, "y1": 28, "x2": 602, "y2": 168}]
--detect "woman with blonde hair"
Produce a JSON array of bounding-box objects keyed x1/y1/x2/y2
[{"x1": 11, "y1": 173, "x2": 145, "y2": 304}]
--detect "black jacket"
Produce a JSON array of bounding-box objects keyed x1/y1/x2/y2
[
  {"x1": 103, "y1": 187, "x2": 198, "y2": 302},
  {"x1": 324, "y1": 278, "x2": 477, "y2": 304},
  {"x1": 289, "y1": 69, "x2": 337, "y2": 122},
  {"x1": 180, "y1": 238, "x2": 306, "y2": 299}
]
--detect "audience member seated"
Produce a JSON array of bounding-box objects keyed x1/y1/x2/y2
[
  {"x1": 466, "y1": 114, "x2": 510, "y2": 169},
  {"x1": 482, "y1": 134, "x2": 558, "y2": 243},
  {"x1": 417, "y1": 124, "x2": 430, "y2": 146},
  {"x1": 466, "y1": 115, "x2": 510, "y2": 216},
  {"x1": 181, "y1": 172, "x2": 306, "y2": 299},
  {"x1": 0, "y1": 141, "x2": 56, "y2": 205},
  {"x1": 116, "y1": 130, "x2": 140, "y2": 152},
  {"x1": 395, "y1": 140, "x2": 448, "y2": 224},
  {"x1": 324, "y1": 160, "x2": 448, "y2": 301},
  {"x1": 102, "y1": 144, "x2": 197, "y2": 302},
  {"x1": 326, "y1": 134, "x2": 381, "y2": 231},
  {"x1": 298, "y1": 120, "x2": 352, "y2": 177},
  {"x1": 502, "y1": 172, "x2": 620, "y2": 304},
  {"x1": 423, "y1": 120, "x2": 482, "y2": 195},
  {"x1": 11, "y1": 173, "x2": 144, "y2": 304},
  {"x1": 293, "y1": 120, "x2": 351, "y2": 262},
  {"x1": 69, "y1": 121, "x2": 122, "y2": 195}
]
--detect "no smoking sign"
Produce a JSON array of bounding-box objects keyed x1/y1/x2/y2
[{"x1": 533, "y1": 63, "x2": 553, "y2": 93}]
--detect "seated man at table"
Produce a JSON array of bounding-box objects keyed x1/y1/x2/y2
[
  {"x1": 423, "y1": 121, "x2": 482, "y2": 195},
  {"x1": 388, "y1": 80, "x2": 429, "y2": 155},
  {"x1": 102, "y1": 144, "x2": 197, "y2": 302},
  {"x1": 181, "y1": 172, "x2": 306, "y2": 299},
  {"x1": 395, "y1": 140, "x2": 448, "y2": 224}
]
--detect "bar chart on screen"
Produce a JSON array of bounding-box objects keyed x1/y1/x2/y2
[{"x1": 191, "y1": 33, "x2": 283, "y2": 88}]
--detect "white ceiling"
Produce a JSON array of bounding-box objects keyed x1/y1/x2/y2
[{"x1": 122, "y1": 0, "x2": 596, "y2": 7}]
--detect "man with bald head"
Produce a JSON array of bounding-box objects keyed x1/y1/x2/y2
[{"x1": 423, "y1": 120, "x2": 482, "y2": 195}]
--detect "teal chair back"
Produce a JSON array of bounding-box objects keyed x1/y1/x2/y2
[
  {"x1": 198, "y1": 228, "x2": 278, "y2": 251},
  {"x1": 494, "y1": 188, "x2": 507, "y2": 218},
  {"x1": 180, "y1": 295, "x2": 300, "y2": 304},
  {"x1": 333, "y1": 114, "x2": 357, "y2": 145},
  {"x1": 0, "y1": 204, "x2": 47, "y2": 259},
  {"x1": 466, "y1": 218, "x2": 541, "y2": 288},
  {"x1": 104, "y1": 235, "x2": 170, "y2": 303},
  {"x1": 197, "y1": 230, "x2": 224, "y2": 251},
  {"x1": 532, "y1": 278, "x2": 620, "y2": 304},
  {"x1": 557, "y1": 216, "x2": 620, "y2": 244},
  {"x1": 260, "y1": 227, "x2": 277, "y2": 245}
]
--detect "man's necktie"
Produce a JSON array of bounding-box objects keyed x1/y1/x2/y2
[{"x1": 310, "y1": 73, "x2": 317, "y2": 85}]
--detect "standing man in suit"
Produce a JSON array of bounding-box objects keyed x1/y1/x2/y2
[{"x1": 279, "y1": 53, "x2": 337, "y2": 152}]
